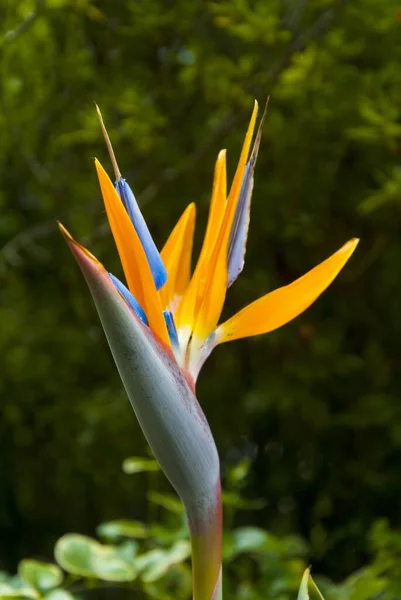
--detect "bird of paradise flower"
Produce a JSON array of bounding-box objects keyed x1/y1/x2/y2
[
  {"x1": 59, "y1": 100, "x2": 358, "y2": 600},
  {"x1": 60, "y1": 101, "x2": 358, "y2": 384}
]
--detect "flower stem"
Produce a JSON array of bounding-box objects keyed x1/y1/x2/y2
[{"x1": 188, "y1": 479, "x2": 222, "y2": 600}]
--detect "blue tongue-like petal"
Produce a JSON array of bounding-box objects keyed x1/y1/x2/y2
[
  {"x1": 108, "y1": 272, "x2": 148, "y2": 325},
  {"x1": 163, "y1": 310, "x2": 179, "y2": 349},
  {"x1": 116, "y1": 178, "x2": 167, "y2": 291},
  {"x1": 96, "y1": 105, "x2": 167, "y2": 292}
]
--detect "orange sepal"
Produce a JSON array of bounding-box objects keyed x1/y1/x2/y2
[
  {"x1": 94, "y1": 159, "x2": 169, "y2": 346},
  {"x1": 216, "y1": 238, "x2": 359, "y2": 343},
  {"x1": 174, "y1": 149, "x2": 227, "y2": 330},
  {"x1": 192, "y1": 101, "x2": 259, "y2": 339},
  {"x1": 160, "y1": 203, "x2": 196, "y2": 310}
]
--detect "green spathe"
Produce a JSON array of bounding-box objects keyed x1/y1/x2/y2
[{"x1": 65, "y1": 236, "x2": 221, "y2": 600}]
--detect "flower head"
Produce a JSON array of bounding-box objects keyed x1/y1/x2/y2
[{"x1": 61, "y1": 100, "x2": 358, "y2": 384}]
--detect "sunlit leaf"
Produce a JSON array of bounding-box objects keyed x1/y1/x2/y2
[
  {"x1": 18, "y1": 561, "x2": 63, "y2": 593},
  {"x1": 147, "y1": 491, "x2": 185, "y2": 514},
  {"x1": 297, "y1": 568, "x2": 326, "y2": 600},
  {"x1": 143, "y1": 563, "x2": 192, "y2": 600},
  {"x1": 122, "y1": 457, "x2": 160, "y2": 475},
  {"x1": 97, "y1": 519, "x2": 148, "y2": 541},
  {"x1": 136, "y1": 541, "x2": 191, "y2": 582},
  {"x1": 222, "y1": 491, "x2": 266, "y2": 510},
  {"x1": 0, "y1": 584, "x2": 39, "y2": 599},
  {"x1": 223, "y1": 527, "x2": 308, "y2": 561},
  {"x1": 226, "y1": 458, "x2": 251, "y2": 488},
  {"x1": 44, "y1": 591, "x2": 75, "y2": 600},
  {"x1": 54, "y1": 535, "x2": 137, "y2": 582}
]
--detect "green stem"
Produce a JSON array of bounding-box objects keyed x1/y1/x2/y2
[{"x1": 188, "y1": 479, "x2": 222, "y2": 600}]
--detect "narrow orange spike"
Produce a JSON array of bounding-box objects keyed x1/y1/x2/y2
[
  {"x1": 174, "y1": 149, "x2": 227, "y2": 330},
  {"x1": 193, "y1": 149, "x2": 228, "y2": 314},
  {"x1": 95, "y1": 159, "x2": 170, "y2": 346},
  {"x1": 192, "y1": 101, "x2": 259, "y2": 339},
  {"x1": 216, "y1": 238, "x2": 359, "y2": 344},
  {"x1": 160, "y1": 203, "x2": 196, "y2": 310},
  {"x1": 225, "y1": 100, "x2": 259, "y2": 216},
  {"x1": 201, "y1": 149, "x2": 228, "y2": 264}
]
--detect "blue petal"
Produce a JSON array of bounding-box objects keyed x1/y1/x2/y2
[
  {"x1": 108, "y1": 272, "x2": 148, "y2": 325},
  {"x1": 227, "y1": 99, "x2": 267, "y2": 288},
  {"x1": 227, "y1": 162, "x2": 254, "y2": 288},
  {"x1": 163, "y1": 310, "x2": 179, "y2": 349},
  {"x1": 116, "y1": 178, "x2": 167, "y2": 291}
]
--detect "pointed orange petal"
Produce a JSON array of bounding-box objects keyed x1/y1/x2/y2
[
  {"x1": 226, "y1": 100, "x2": 259, "y2": 216},
  {"x1": 174, "y1": 149, "x2": 227, "y2": 330},
  {"x1": 201, "y1": 149, "x2": 227, "y2": 265},
  {"x1": 95, "y1": 159, "x2": 169, "y2": 346},
  {"x1": 192, "y1": 101, "x2": 259, "y2": 339},
  {"x1": 160, "y1": 203, "x2": 196, "y2": 310},
  {"x1": 216, "y1": 238, "x2": 359, "y2": 343}
]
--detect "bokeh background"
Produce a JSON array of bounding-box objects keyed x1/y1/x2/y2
[{"x1": 1, "y1": 0, "x2": 401, "y2": 597}]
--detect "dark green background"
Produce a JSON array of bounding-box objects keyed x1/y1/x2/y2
[{"x1": 1, "y1": 0, "x2": 401, "y2": 584}]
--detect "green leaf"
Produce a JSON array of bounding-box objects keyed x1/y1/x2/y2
[
  {"x1": 223, "y1": 527, "x2": 308, "y2": 561},
  {"x1": 298, "y1": 568, "x2": 311, "y2": 600},
  {"x1": 0, "y1": 584, "x2": 39, "y2": 599},
  {"x1": 148, "y1": 522, "x2": 188, "y2": 545},
  {"x1": 143, "y1": 563, "x2": 192, "y2": 600},
  {"x1": 44, "y1": 591, "x2": 75, "y2": 600},
  {"x1": 147, "y1": 491, "x2": 184, "y2": 514},
  {"x1": 54, "y1": 534, "x2": 137, "y2": 582},
  {"x1": 136, "y1": 541, "x2": 191, "y2": 582},
  {"x1": 229, "y1": 527, "x2": 269, "y2": 555},
  {"x1": 340, "y1": 567, "x2": 389, "y2": 600},
  {"x1": 297, "y1": 569, "x2": 325, "y2": 600},
  {"x1": 226, "y1": 459, "x2": 251, "y2": 488},
  {"x1": 122, "y1": 457, "x2": 160, "y2": 475},
  {"x1": 18, "y1": 561, "x2": 63, "y2": 593},
  {"x1": 222, "y1": 491, "x2": 266, "y2": 510},
  {"x1": 97, "y1": 519, "x2": 148, "y2": 541}
]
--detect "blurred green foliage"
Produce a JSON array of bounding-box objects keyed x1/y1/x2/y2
[
  {"x1": 0, "y1": 464, "x2": 398, "y2": 600},
  {"x1": 1, "y1": 0, "x2": 401, "y2": 597}
]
